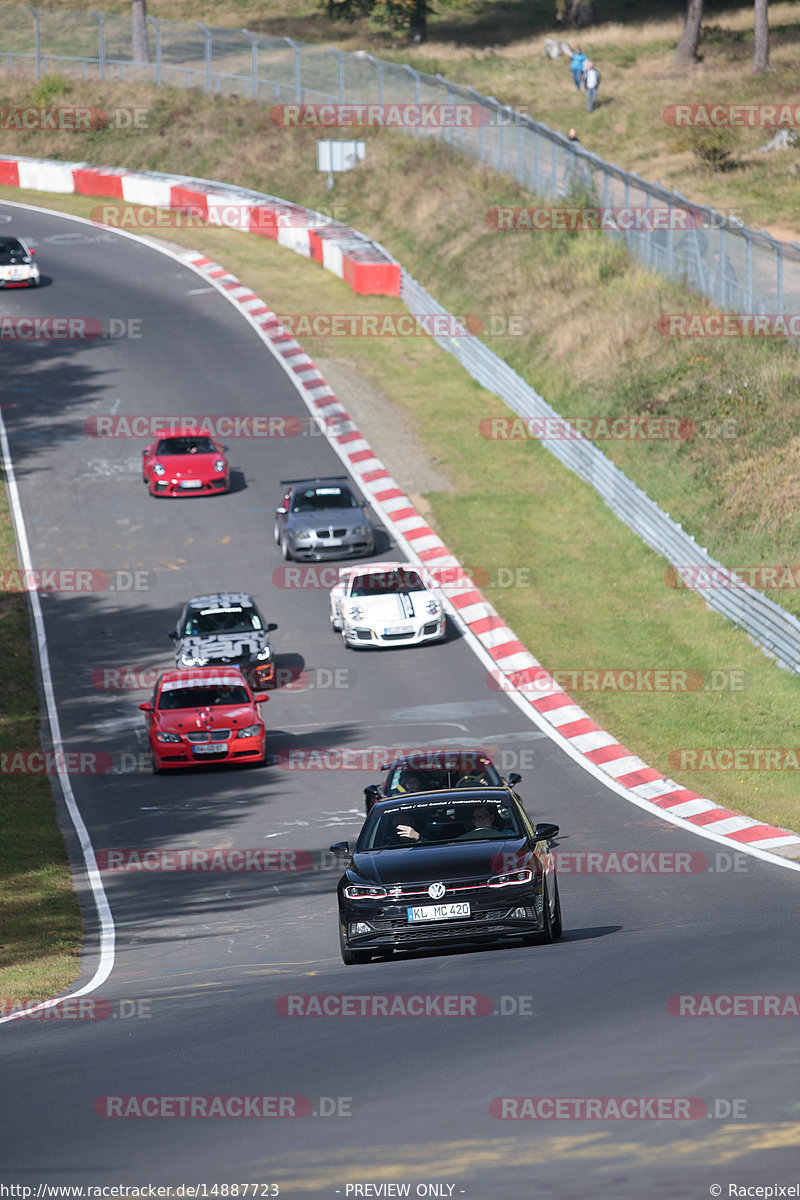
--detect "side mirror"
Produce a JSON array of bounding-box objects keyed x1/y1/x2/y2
[
  {"x1": 532, "y1": 822, "x2": 559, "y2": 843},
  {"x1": 266, "y1": 622, "x2": 278, "y2": 632},
  {"x1": 275, "y1": 506, "x2": 287, "y2": 515},
  {"x1": 28, "y1": 247, "x2": 35, "y2": 256},
  {"x1": 255, "y1": 694, "x2": 269, "y2": 703},
  {"x1": 330, "y1": 841, "x2": 350, "y2": 855},
  {"x1": 167, "y1": 630, "x2": 178, "y2": 640},
  {"x1": 508, "y1": 772, "x2": 521, "y2": 787},
  {"x1": 139, "y1": 702, "x2": 153, "y2": 712},
  {"x1": 364, "y1": 784, "x2": 381, "y2": 813}
]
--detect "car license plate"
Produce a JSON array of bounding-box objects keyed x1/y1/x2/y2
[
  {"x1": 180, "y1": 480, "x2": 203, "y2": 489},
  {"x1": 193, "y1": 742, "x2": 227, "y2": 754},
  {"x1": 9, "y1": 268, "x2": 26, "y2": 280},
  {"x1": 383, "y1": 625, "x2": 412, "y2": 636},
  {"x1": 320, "y1": 537, "x2": 341, "y2": 546},
  {"x1": 407, "y1": 902, "x2": 471, "y2": 922}
]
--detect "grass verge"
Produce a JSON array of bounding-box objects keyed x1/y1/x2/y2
[
  {"x1": 0, "y1": 466, "x2": 83, "y2": 1003},
  {"x1": 2, "y1": 184, "x2": 798, "y2": 845}
]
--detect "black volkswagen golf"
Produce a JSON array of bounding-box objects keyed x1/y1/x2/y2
[{"x1": 331, "y1": 789, "x2": 561, "y2": 964}]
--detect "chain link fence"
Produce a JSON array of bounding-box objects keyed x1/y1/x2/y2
[
  {"x1": 3, "y1": 5, "x2": 800, "y2": 317},
  {"x1": 2, "y1": 8, "x2": 800, "y2": 673}
]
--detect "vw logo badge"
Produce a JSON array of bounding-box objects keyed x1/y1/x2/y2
[{"x1": 428, "y1": 882, "x2": 446, "y2": 900}]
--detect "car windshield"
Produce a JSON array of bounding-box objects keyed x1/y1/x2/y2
[
  {"x1": 384, "y1": 756, "x2": 503, "y2": 796},
  {"x1": 358, "y1": 798, "x2": 523, "y2": 851},
  {"x1": 350, "y1": 568, "x2": 425, "y2": 597},
  {"x1": 157, "y1": 685, "x2": 250, "y2": 709},
  {"x1": 155, "y1": 437, "x2": 216, "y2": 457},
  {"x1": 0, "y1": 239, "x2": 29, "y2": 264},
  {"x1": 182, "y1": 607, "x2": 263, "y2": 636},
  {"x1": 291, "y1": 487, "x2": 357, "y2": 513}
]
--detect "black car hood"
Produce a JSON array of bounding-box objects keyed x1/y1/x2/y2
[{"x1": 350, "y1": 838, "x2": 529, "y2": 884}]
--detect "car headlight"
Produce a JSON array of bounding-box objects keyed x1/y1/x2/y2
[
  {"x1": 152, "y1": 463, "x2": 165, "y2": 476},
  {"x1": 344, "y1": 884, "x2": 387, "y2": 900},
  {"x1": 155, "y1": 731, "x2": 182, "y2": 744},
  {"x1": 255, "y1": 646, "x2": 272, "y2": 661},
  {"x1": 294, "y1": 530, "x2": 312, "y2": 540},
  {"x1": 213, "y1": 459, "x2": 226, "y2": 473},
  {"x1": 426, "y1": 598, "x2": 442, "y2": 615},
  {"x1": 179, "y1": 650, "x2": 207, "y2": 667},
  {"x1": 236, "y1": 724, "x2": 262, "y2": 739},
  {"x1": 352, "y1": 525, "x2": 370, "y2": 537},
  {"x1": 348, "y1": 605, "x2": 365, "y2": 621},
  {"x1": 488, "y1": 869, "x2": 533, "y2": 888}
]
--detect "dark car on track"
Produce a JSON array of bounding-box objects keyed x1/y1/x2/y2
[
  {"x1": 363, "y1": 748, "x2": 522, "y2": 813},
  {"x1": 168, "y1": 592, "x2": 278, "y2": 690},
  {"x1": 274, "y1": 476, "x2": 375, "y2": 561},
  {"x1": 331, "y1": 790, "x2": 561, "y2": 964}
]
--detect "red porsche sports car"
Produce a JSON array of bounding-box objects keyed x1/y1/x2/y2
[
  {"x1": 142, "y1": 427, "x2": 229, "y2": 497},
  {"x1": 140, "y1": 667, "x2": 267, "y2": 773}
]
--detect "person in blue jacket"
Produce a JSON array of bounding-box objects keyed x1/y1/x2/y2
[{"x1": 570, "y1": 47, "x2": 587, "y2": 90}]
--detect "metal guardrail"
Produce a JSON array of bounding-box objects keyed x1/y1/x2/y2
[
  {"x1": 2, "y1": 8, "x2": 799, "y2": 674},
  {"x1": 3, "y1": 5, "x2": 800, "y2": 318},
  {"x1": 399, "y1": 268, "x2": 800, "y2": 676}
]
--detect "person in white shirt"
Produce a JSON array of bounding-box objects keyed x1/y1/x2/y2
[{"x1": 582, "y1": 61, "x2": 601, "y2": 112}]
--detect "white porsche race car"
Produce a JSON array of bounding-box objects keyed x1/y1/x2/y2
[{"x1": 329, "y1": 561, "x2": 446, "y2": 649}]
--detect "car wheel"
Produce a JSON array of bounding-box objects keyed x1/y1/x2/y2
[
  {"x1": 330, "y1": 612, "x2": 341, "y2": 632},
  {"x1": 551, "y1": 876, "x2": 563, "y2": 939},
  {"x1": 538, "y1": 879, "x2": 555, "y2": 944},
  {"x1": 273, "y1": 522, "x2": 281, "y2": 546},
  {"x1": 151, "y1": 756, "x2": 162, "y2": 776},
  {"x1": 280, "y1": 536, "x2": 293, "y2": 562},
  {"x1": 339, "y1": 922, "x2": 371, "y2": 966}
]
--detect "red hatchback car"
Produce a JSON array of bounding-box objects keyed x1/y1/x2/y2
[
  {"x1": 142, "y1": 427, "x2": 229, "y2": 497},
  {"x1": 140, "y1": 668, "x2": 267, "y2": 773}
]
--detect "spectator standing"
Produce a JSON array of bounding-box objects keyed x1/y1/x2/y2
[
  {"x1": 569, "y1": 47, "x2": 587, "y2": 90},
  {"x1": 583, "y1": 60, "x2": 601, "y2": 113}
]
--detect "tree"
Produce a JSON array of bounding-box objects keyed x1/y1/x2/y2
[
  {"x1": 753, "y1": 0, "x2": 769, "y2": 74},
  {"x1": 324, "y1": 0, "x2": 436, "y2": 42},
  {"x1": 132, "y1": 0, "x2": 149, "y2": 65},
  {"x1": 674, "y1": 0, "x2": 703, "y2": 66},
  {"x1": 555, "y1": 0, "x2": 596, "y2": 28}
]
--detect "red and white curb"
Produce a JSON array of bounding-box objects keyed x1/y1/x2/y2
[
  {"x1": 182, "y1": 249, "x2": 800, "y2": 869},
  {"x1": 0, "y1": 155, "x2": 401, "y2": 296}
]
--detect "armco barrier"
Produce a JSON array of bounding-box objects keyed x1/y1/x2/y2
[{"x1": 3, "y1": 154, "x2": 800, "y2": 683}]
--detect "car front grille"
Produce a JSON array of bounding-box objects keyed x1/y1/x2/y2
[
  {"x1": 186, "y1": 730, "x2": 231, "y2": 743},
  {"x1": 314, "y1": 528, "x2": 347, "y2": 538}
]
